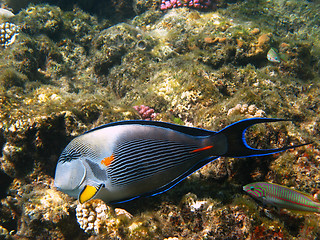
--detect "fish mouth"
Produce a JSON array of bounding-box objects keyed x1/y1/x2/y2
[
  {"x1": 242, "y1": 185, "x2": 249, "y2": 192},
  {"x1": 54, "y1": 160, "x2": 86, "y2": 191}
]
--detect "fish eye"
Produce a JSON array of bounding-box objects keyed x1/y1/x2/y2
[
  {"x1": 64, "y1": 155, "x2": 72, "y2": 162},
  {"x1": 250, "y1": 186, "x2": 255, "y2": 191}
]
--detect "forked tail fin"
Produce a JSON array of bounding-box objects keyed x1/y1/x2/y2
[{"x1": 217, "y1": 118, "x2": 310, "y2": 158}]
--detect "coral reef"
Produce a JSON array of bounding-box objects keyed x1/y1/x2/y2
[
  {"x1": 134, "y1": 0, "x2": 159, "y2": 14},
  {"x1": 92, "y1": 23, "x2": 142, "y2": 76},
  {"x1": 3, "y1": 0, "x2": 137, "y2": 21},
  {"x1": 1, "y1": 177, "x2": 86, "y2": 239},
  {"x1": 0, "y1": 0, "x2": 319, "y2": 239}
]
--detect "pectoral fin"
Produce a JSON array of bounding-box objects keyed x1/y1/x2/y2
[{"x1": 79, "y1": 184, "x2": 104, "y2": 203}]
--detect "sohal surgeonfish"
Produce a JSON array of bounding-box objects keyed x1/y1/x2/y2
[
  {"x1": 54, "y1": 118, "x2": 308, "y2": 204},
  {"x1": 243, "y1": 182, "x2": 320, "y2": 213}
]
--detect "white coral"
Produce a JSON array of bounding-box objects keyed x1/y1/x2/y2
[
  {"x1": 0, "y1": 22, "x2": 19, "y2": 47},
  {"x1": 76, "y1": 199, "x2": 132, "y2": 235}
]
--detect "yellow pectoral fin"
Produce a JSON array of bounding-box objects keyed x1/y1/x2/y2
[{"x1": 79, "y1": 184, "x2": 103, "y2": 204}]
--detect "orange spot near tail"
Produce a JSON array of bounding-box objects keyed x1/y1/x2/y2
[
  {"x1": 191, "y1": 145, "x2": 214, "y2": 153},
  {"x1": 101, "y1": 155, "x2": 114, "y2": 166}
]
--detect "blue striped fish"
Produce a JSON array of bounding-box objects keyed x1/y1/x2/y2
[
  {"x1": 54, "y1": 118, "x2": 308, "y2": 204},
  {"x1": 243, "y1": 182, "x2": 320, "y2": 213}
]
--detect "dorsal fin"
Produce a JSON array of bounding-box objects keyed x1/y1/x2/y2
[{"x1": 85, "y1": 120, "x2": 215, "y2": 137}]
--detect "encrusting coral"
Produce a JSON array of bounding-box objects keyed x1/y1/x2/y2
[{"x1": 227, "y1": 104, "x2": 265, "y2": 118}]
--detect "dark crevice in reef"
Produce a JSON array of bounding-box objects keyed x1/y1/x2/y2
[
  {"x1": 0, "y1": 129, "x2": 5, "y2": 158},
  {"x1": 0, "y1": 170, "x2": 13, "y2": 200},
  {"x1": 0, "y1": 130, "x2": 12, "y2": 200}
]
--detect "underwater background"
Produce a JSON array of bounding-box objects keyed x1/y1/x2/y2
[{"x1": 0, "y1": 0, "x2": 320, "y2": 239}]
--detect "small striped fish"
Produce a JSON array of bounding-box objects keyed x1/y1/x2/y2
[
  {"x1": 243, "y1": 182, "x2": 320, "y2": 213},
  {"x1": 267, "y1": 48, "x2": 288, "y2": 63},
  {"x1": 267, "y1": 48, "x2": 281, "y2": 63}
]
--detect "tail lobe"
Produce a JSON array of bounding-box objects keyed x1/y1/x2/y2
[{"x1": 216, "y1": 118, "x2": 310, "y2": 158}]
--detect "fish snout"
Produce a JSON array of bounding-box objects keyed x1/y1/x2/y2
[{"x1": 54, "y1": 160, "x2": 86, "y2": 191}]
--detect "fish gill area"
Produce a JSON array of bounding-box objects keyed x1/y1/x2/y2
[{"x1": 0, "y1": 0, "x2": 320, "y2": 239}]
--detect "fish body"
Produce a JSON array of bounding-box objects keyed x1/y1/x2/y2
[
  {"x1": 54, "y1": 118, "x2": 307, "y2": 204},
  {"x1": 267, "y1": 48, "x2": 289, "y2": 63},
  {"x1": 267, "y1": 48, "x2": 281, "y2": 63},
  {"x1": 243, "y1": 182, "x2": 320, "y2": 213},
  {"x1": 0, "y1": 8, "x2": 14, "y2": 18}
]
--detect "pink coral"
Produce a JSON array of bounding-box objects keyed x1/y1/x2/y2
[
  {"x1": 160, "y1": 0, "x2": 215, "y2": 10},
  {"x1": 133, "y1": 105, "x2": 159, "y2": 120}
]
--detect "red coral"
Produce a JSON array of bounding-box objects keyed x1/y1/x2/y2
[{"x1": 133, "y1": 105, "x2": 159, "y2": 120}]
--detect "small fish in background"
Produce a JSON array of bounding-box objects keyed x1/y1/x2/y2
[
  {"x1": 243, "y1": 182, "x2": 320, "y2": 213},
  {"x1": 267, "y1": 48, "x2": 288, "y2": 63},
  {"x1": 54, "y1": 118, "x2": 309, "y2": 204}
]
